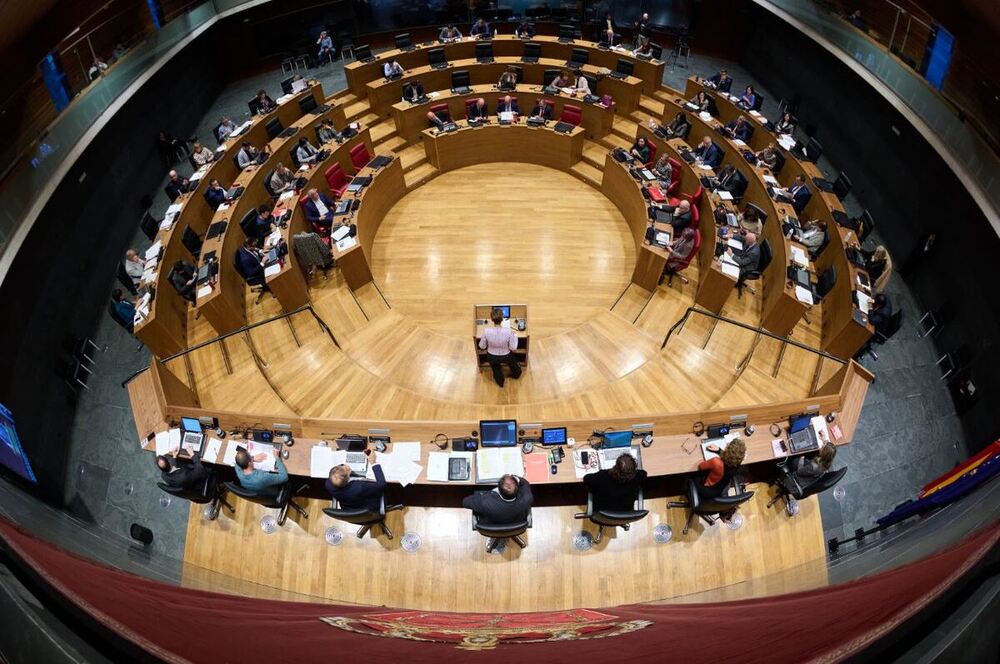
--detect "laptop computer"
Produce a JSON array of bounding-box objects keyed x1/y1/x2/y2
[
  {"x1": 788, "y1": 415, "x2": 819, "y2": 453},
  {"x1": 179, "y1": 417, "x2": 205, "y2": 456},
  {"x1": 336, "y1": 436, "x2": 369, "y2": 475}
]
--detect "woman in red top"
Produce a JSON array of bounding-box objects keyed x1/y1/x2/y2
[{"x1": 698, "y1": 438, "x2": 746, "y2": 500}]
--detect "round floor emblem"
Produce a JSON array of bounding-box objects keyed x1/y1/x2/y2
[
  {"x1": 572, "y1": 531, "x2": 594, "y2": 551},
  {"x1": 652, "y1": 523, "x2": 673, "y2": 543},
  {"x1": 324, "y1": 526, "x2": 343, "y2": 545},
  {"x1": 724, "y1": 513, "x2": 744, "y2": 530},
  {"x1": 260, "y1": 515, "x2": 278, "y2": 534},
  {"x1": 401, "y1": 532, "x2": 421, "y2": 552}
]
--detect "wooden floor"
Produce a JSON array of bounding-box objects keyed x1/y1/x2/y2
[{"x1": 182, "y1": 484, "x2": 827, "y2": 612}]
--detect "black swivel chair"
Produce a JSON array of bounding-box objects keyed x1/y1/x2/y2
[
  {"x1": 475, "y1": 42, "x2": 494, "y2": 63},
  {"x1": 181, "y1": 224, "x2": 202, "y2": 260},
  {"x1": 736, "y1": 239, "x2": 772, "y2": 297},
  {"x1": 753, "y1": 93, "x2": 765, "y2": 112},
  {"x1": 451, "y1": 70, "x2": 471, "y2": 93},
  {"x1": 668, "y1": 478, "x2": 755, "y2": 535},
  {"x1": 803, "y1": 265, "x2": 836, "y2": 324},
  {"x1": 574, "y1": 488, "x2": 648, "y2": 543},
  {"x1": 263, "y1": 171, "x2": 278, "y2": 198},
  {"x1": 140, "y1": 209, "x2": 161, "y2": 241},
  {"x1": 224, "y1": 480, "x2": 308, "y2": 526},
  {"x1": 522, "y1": 42, "x2": 541, "y2": 63},
  {"x1": 768, "y1": 464, "x2": 848, "y2": 513},
  {"x1": 814, "y1": 171, "x2": 852, "y2": 201},
  {"x1": 238, "y1": 209, "x2": 258, "y2": 239},
  {"x1": 567, "y1": 47, "x2": 589, "y2": 69},
  {"x1": 158, "y1": 468, "x2": 234, "y2": 520},
  {"x1": 542, "y1": 68, "x2": 560, "y2": 88},
  {"x1": 472, "y1": 510, "x2": 532, "y2": 553},
  {"x1": 857, "y1": 309, "x2": 903, "y2": 362},
  {"x1": 323, "y1": 494, "x2": 403, "y2": 539},
  {"x1": 650, "y1": 43, "x2": 663, "y2": 60}
]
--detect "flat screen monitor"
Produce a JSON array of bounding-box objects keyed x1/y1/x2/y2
[
  {"x1": 181, "y1": 417, "x2": 202, "y2": 432},
  {"x1": 559, "y1": 24, "x2": 574, "y2": 40},
  {"x1": 354, "y1": 44, "x2": 372, "y2": 61},
  {"x1": 789, "y1": 414, "x2": 812, "y2": 434},
  {"x1": 265, "y1": 117, "x2": 283, "y2": 139},
  {"x1": 480, "y1": 419, "x2": 518, "y2": 447},
  {"x1": 493, "y1": 305, "x2": 510, "y2": 319},
  {"x1": 541, "y1": 427, "x2": 567, "y2": 445},
  {"x1": 280, "y1": 76, "x2": 295, "y2": 95},
  {"x1": 603, "y1": 430, "x2": 632, "y2": 448},
  {"x1": 299, "y1": 95, "x2": 317, "y2": 114},
  {"x1": 395, "y1": 33, "x2": 412, "y2": 49},
  {"x1": 0, "y1": 404, "x2": 36, "y2": 483}
]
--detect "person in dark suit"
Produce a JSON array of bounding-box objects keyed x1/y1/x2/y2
[
  {"x1": 529, "y1": 98, "x2": 552, "y2": 121},
  {"x1": 111, "y1": 289, "x2": 136, "y2": 332},
  {"x1": 169, "y1": 259, "x2": 197, "y2": 303},
  {"x1": 584, "y1": 453, "x2": 646, "y2": 512},
  {"x1": 156, "y1": 448, "x2": 207, "y2": 489},
  {"x1": 784, "y1": 175, "x2": 812, "y2": 213},
  {"x1": 426, "y1": 110, "x2": 447, "y2": 129},
  {"x1": 671, "y1": 200, "x2": 693, "y2": 232},
  {"x1": 868, "y1": 293, "x2": 894, "y2": 337},
  {"x1": 402, "y1": 80, "x2": 425, "y2": 103},
  {"x1": 255, "y1": 89, "x2": 276, "y2": 114},
  {"x1": 470, "y1": 18, "x2": 491, "y2": 37},
  {"x1": 203, "y1": 179, "x2": 230, "y2": 210},
  {"x1": 164, "y1": 170, "x2": 191, "y2": 202},
  {"x1": 467, "y1": 97, "x2": 489, "y2": 123},
  {"x1": 664, "y1": 111, "x2": 690, "y2": 138},
  {"x1": 303, "y1": 188, "x2": 336, "y2": 235},
  {"x1": 514, "y1": 19, "x2": 534, "y2": 38},
  {"x1": 599, "y1": 28, "x2": 618, "y2": 47},
  {"x1": 235, "y1": 238, "x2": 266, "y2": 285},
  {"x1": 726, "y1": 232, "x2": 761, "y2": 277},
  {"x1": 724, "y1": 116, "x2": 753, "y2": 142},
  {"x1": 463, "y1": 475, "x2": 533, "y2": 523},
  {"x1": 712, "y1": 164, "x2": 739, "y2": 192},
  {"x1": 738, "y1": 85, "x2": 757, "y2": 110},
  {"x1": 694, "y1": 136, "x2": 721, "y2": 168},
  {"x1": 326, "y1": 449, "x2": 385, "y2": 512},
  {"x1": 707, "y1": 68, "x2": 733, "y2": 93},
  {"x1": 847, "y1": 9, "x2": 867, "y2": 32},
  {"x1": 497, "y1": 95, "x2": 520, "y2": 116}
]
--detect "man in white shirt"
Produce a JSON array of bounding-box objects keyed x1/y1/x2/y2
[
  {"x1": 383, "y1": 60, "x2": 404, "y2": 78},
  {"x1": 123, "y1": 249, "x2": 144, "y2": 286},
  {"x1": 294, "y1": 138, "x2": 320, "y2": 165},
  {"x1": 478, "y1": 308, "x2": 522, "y2": 387}
]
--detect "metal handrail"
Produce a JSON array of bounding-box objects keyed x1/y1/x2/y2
[
  {"x1": 660, "y1": 305, "x2": 847, "y2": 363},
  {"x1": 121, "y1": 304, "x2": 339, "y2": 387}
]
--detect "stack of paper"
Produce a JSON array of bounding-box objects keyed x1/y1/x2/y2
[
  {"x1": 247, "y1": 441, "x2": 278, "y2": 472},
  {"x1": 145, "y1": 241, "x2": 162, "y2": 260},
  {"x1": 717, "y1": 190, "x2": 734, "y2": 201},
  {"x1": 733, "y1": 139, "x2": 746, "y2": 147},
  {"x1": 778, "y1": 135, "x2": 796, "y2": 150},
  {"x1": 276, "y1": 93, "x2": 294, "y2": 105},
  {"x1": 370, "y1": 453, "x2": 422, "y2": 487},
  {"x1": 698, "y1": 111, "x2": 713, "y2": 121},
  {"x1": 336, "y1": 236, "x2": 358, "y2": 251},
  {"x1": 310, "y1": 444, "x2": 337, "y2": 478},
  {"x1": 720, "y1": 257, "x2": 741, "y2": 278},
  {"x1": 794, "y1": 285, "x2": 814, "y2": 305},
  {"x1": 857, "y1": 291, "x2": 871, "y2": 314},
  {"x1": 790, "y1": 245, "x2": 809, "y2": 267},
  {"x1": 763, "y1": 174, "x2": 779, "y2": 186},
  {"x1": 196, "y1": 284, "x2": 212, "y2": 299},
  {"x1": 217, "y1": 202, "x2": 230, "y2": 212},
  {"x1": 202, "y1": 437, "x2": 223, "y2": 463},
  {"x1": 264, "y1": 264, "x2": 282, "y2": 277},
  {"x1": 279, "y1": 190, "x2": 296, "y2": 202},
  {"x1": 153, "y1": 429, "x2": 181, "y2": 456},
  {"x1": 426, "y1": 452, "x2": 451, "y2": 482},
  {"x1": 727, "y1": 237, "x2": 744, "y2": 250},
  {"x1": 476, "y1": 447, "x2": 523, "y2": 482},
  {"x1": 222, "y1": 440, "x2": 244, "y2": 466},
  {"x1": 332, "y1": 225, "x2": 351, "y2": 242}
]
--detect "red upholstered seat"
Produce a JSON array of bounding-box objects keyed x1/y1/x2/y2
[
  {"x1": 689, "y1": 201, "x2": 701, "y2": 231},
  {"x1": 429, "y1": 102, "x2": 451, "y2": 121},
  {"x1": 645, "y1": 141, "x2": 657, "y2": 168},
  {"x1": 667, "y1": 158, "x2": 682, "y2": 196},
  {"x1": 682, "y1": 184, "x2": 704, "y2": 207},
  {"x1": 671, "y1": 229, "x2": 701, "y2": 274},
  {"x1": 349, "y1": 143, "x2": 371, "y2": 172},
  {"x1": 324, "y1": 163, "x2": 349, "y2": 198},
  {"x1": 561, "y1": 104, "x2": 582, "y2": 126}
]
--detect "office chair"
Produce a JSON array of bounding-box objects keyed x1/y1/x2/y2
[
  {"x1": 181, "y1": 225, "x2": 202, "y2": 260},
  {"x1": 668, "y1": 478, "x2": 755, "y2": 535},
  {"x1": 263, "y1": 171, "x2": 278, "y2": 198},
  {"x1": 522, "y1": 42, "x2": 541, "y2": 63},
  {"x1": 224, "y1": 480, "x2": 308, "y2": 526},
  {"x1": 643, "y1": 140, "x2": 657, "y2": 168},
  {"x1": 450, "y1": 70, "x2": 471, "y2": 92},
  {"x1": 857, "y1": 309, "x2": 903, "y2": 362},
  {"x1": 325, "y1": 163, "x2": 349, "y2": 198},
  {"x1": 238, "y1": 209, "x2": 258, "y2": 239},
  {"x1": 803, "y1": 265, "x2": 836, "y2": 324},
  {"x1": 768, "y1": 465, "x2": 848, "y2": 514},
  {"x1": 792, "y1": 137, "x2": 823, "y2": 162},
  {"x1": 561, "y1": 104, "x2": 583, "y2": 127},
  {"x1": 289, "y1": 147, "x2": 301, "y2": 169},
  {"x1": 568, "y1": 47, "x2": 589, "y2": 69},
  {"x1": 427, "y1": 46, "x2": 447, "y2": 68},
  {"x1": 108, "y1": 300, "x2": 133, "y2": 333},
  {"x1": 349, "y1": 143, "x2": 371, "y2": 172},
  {"x1": 665, "y1": 157, "x2": 682, "y2": 196},
  {"x1": 753, "y1": 93, "x2": 765, "y2": 112},
  {"x1": 814, "y1": 171, "x2": 852, "y2": 201},
  {"x1": 574, "y1": 488, "x2": 648, "y2": 543},
  {"x1": 661, "y1": 228, "x2": 701, "y2": 286},
  {"x1": 736, "y1": 238, "x2": 772, "y2": 297},
  {"x1": 472, "y1": 510, "x2": 532, "y2": 553},
  {"x1": 542, "y1": 68, "x2": 560, "y2": 88},
  {"x1": 233, "y1": 249, "x2": 268, "y2": 304},
  {"x1": 615, "y1": 59, "x2": 634, "y2": 77},
  {"x1": 650, "y1": 43, "x2": 663, "y2": 60},
  {"x1": 323, "y1": 494, "x2": 403, "y2": 539},
  {"x1": 158, "y1": 468, "x2": 234, "y2": 520},
  {"x1": 681, "y1": 184, "x2": 704, "y2": 207},
  {"x1": 140, "y1": 209, "x2": 161, "y2": 241},
  {"x1": 475, "y1": 42, "x2": 494, "y2": 63},
  {"x1": 856, "y1": 209, "x2": 876, "y2": 242}
]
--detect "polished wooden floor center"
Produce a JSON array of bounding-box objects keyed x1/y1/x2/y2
[{"x1": 372, "y1": 164, "x2": 635, "y2": 338}]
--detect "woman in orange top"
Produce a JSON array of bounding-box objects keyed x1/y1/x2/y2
[{"x1": 698, "y1": 438, "x2": 746, "y2": 500}]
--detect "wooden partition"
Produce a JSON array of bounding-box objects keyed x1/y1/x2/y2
[
  {"x1": 421, "y1": 122, "x2": 584, "y2": 172},
  {"x1": 345, "y1": 35, "x2": 665, "y2": 97}
]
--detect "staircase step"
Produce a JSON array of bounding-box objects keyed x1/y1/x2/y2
[
  {"x1": 378, "y1": 134, "x2": 407, "y2": 153},
  {"x1": 398, "y1": 143, "x2": 428, "y2": 172},
  {"x1": 333, "y1": 91, "x2": 357, "y2": 103},
  {"x1": 371, "y1": 123, "x2": 397, "y2": 145},
  {"x1": 638, "y1": 95, "x2": 665, "y2": 117},
  {"x1": 404, "y1": 162, "x2": 439, "y2": 190},
  {"x1": 597, "y1": 132, "x2": 631, "y2": 151},
  {"x1": 611, "y1": 116, "x2": 639, "y2": 142},
  {"x1": 344, "y1": 101, "x2": 371, "y2": 121},
  {"x1": 569, "y1": 160, "x2": 602, "y2": 188},
  {"x1": 582, "y1": 140, "x2": 607, "y2": 169}
]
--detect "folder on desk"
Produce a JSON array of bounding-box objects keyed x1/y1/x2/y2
[
  {"x1": 206, "y1": 221, "x2": 228, "y2": 240},
  {"x1": 332, "y1": 225, "x2": 351, "y2": 241},
  {"x1": 720, "y1": 258, "x2": 740, "y2": 278},
  {"x1": 523, "y1": 454, "x2": 549, "y2": 483},
  {"x1": 475, "y1": 447, "x2": 523, "y2": 483}
]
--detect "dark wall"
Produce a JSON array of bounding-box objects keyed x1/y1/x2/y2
[
  {"x1": 0, "y1": 26, "x2": 234, "y2": 502},
  {"x1": 741, "y1": 5, "x2": 1000, "y2": 453}
]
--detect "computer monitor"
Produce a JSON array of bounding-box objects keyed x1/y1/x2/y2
[
  {"x1": 395, "y1": 33, "x2": 412, "y2": 49},
  {"x1": 559, "y1": 24, "x2": 575, "y2": 40},
  {"x1": 354, "y1": 44, "x2": 372, "y2": 61},
  {"x1": 299, "y1": 95, "x2": 317, "y2": 114},
  {"x1": 479, "y1": 420, "x2": 518, "y2": 447},
  {"x1": 181, "y1": 417, "x2": 202, "y2": 432},
  {"x1": 789, "y1": 414, "x2": 812, "y2": 434},
  {"x1": 541, "y1": 427, "x2": 567, "y2": 445},
  {"x1": 493, "y1": 305, "x2": 510, "y2": 319},
  {"x1": 264, "y1": 117, "x2": 283, "y2": 140},
  {"x1": 280, "y1": 76, "x2": 295, "y2": 95},
  {"x1": 603, "y1": 430, "x2": 632, "y2": 448}
]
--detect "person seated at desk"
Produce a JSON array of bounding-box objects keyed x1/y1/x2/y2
[
  {"x1": 497, "y1": 69, "x2": 518, "y2": 91},
  {"x1": 156, "y1": 446, "x2": 207, "y2": 490},
  {"x1": 237, "y1": 141, "x2": 267, "y2": 169},
  {"x1": 497, "y1": 95, "x2": 520, "y2": 117},
  {"x1": 664, "y1": 227, "x2": 698, "y2": 274},
  {"x1": 470, "y1": 18, "x2": 491, "y2": 38},
  {"x1": 599, "y1": 28, "x2": 618, "y2": 48},
  {"x1": 111, "y1": 289, "x2": 136, "y2": 332},
  {"x1": 653, "y1": 153, "x2": 672, "y2": 184},
  {"x1": 479, "y1": 307, "x2": 522, "y2": 387},
  {"x1": 203, "y1": 178, "x2": 231, "y2": 210},
  {"x1": 255, "y1": 89, "x2": 276, "y2": 114},
  {"x1": 786, "y1": 441, "x2": 836, "y2": 492},
  {"x1": 724, "y1": 116, "x2": 753, "y2": 142},
  {"x1": 269, "y1": 163, "x2": 297, "y2": 194},
  {"x1": 317, "y1": 118, "x2": 342, "y2": 144},
  {"x1": 236, "y1": 238, "x2": 267, "y2": 285},
  {"x1": 774, "y1": 111, "x2": 797, "y2": 135},
  {"x1": 663, "y1": 111, "x2": 690, "y2": 139},
  {"x1": 671, "y1": 200, "x2": 693, "y2": 232},
  {"x1": 88, "y1": 58, "x2": 108, "y2": 81},
  {"x1": 755, "y1": 142, "x2": 779, "y2": 170},
  {"x1": 574, "y1": 72, "x2": 592, "y2": 96},
  {"x1": 529, "y1": 98, "x2": 553, "y2": 121},
  {"x1": 303, "y1": 188, "x2": 336, "y2": 235},
  {"x1": 689, "y1": 90, "x2": 712, "y2": 113},
  {"x1": 738, "y1": 205, "x2": 763, "y2": 235},
  {"x1": 726, "y1": 232, "x2": 761, "y2": 277},
  {"x1": 426, "y1": 110, "x2": 448, "y2": 130},
  {"x1": 383, "y1": 60, "x2": 404, "y2": 79},
  {"x1": 797, "y1": 220, "x2": 828, "y2": 254},
  {"x1": 217, "y1": 116, "x2": 237, "y2": 142},
  {"x1": 123, "y1": 249, "x2": 143, "y2": 287},
  {"x1": 316, "y1": 30, "x2": 336, "y2": 65},
  {"x1": 630, "y1": 136, "x2": 650, "y2": 164},
  {"x1": 234, "y1": 448, "x2": 288, "y2": 492},
  {"x1": 712, "y1": 164, "x2": 740, "y2": 193},
  {"x1": 190, "y1": 141, "x2": 214, "y2": 167},
  {"x1": 551, "y1": 69, "x2": 573, "y2": 89},
  {"x1": 252, "y1": 204, "x2": 276, "y2": 242},
  {"x1": 402, "y1": 79, "x2": 426, "y2": 102},
  {"x1": 738, "y1": 85, "x2": 757, "y2": 110},
  {"x1": 463, "y1": 475, "x2": 533, "y2": 523},
  {"x1": 584, "y1": 454, "x2": 647, "y2": 512},
  {"x1": 634, "y1": 35, "x2": 652, "y2": 57},
  {"x1": 326, "y1": 449, "x2": 385, "y2": 511},
  {"x1": 295, "y1": 137, "x2": 321, "y2": 165},
  {"x1": 693, "y1": 135, "x2": 722, "y2": 169},
  {"x1": 707, "y1": 68, "x2": 733, "y2": 93},
  {"x1": 869, "y1": 293, "x2": 893, "y2": 336},
  {"x1": 467, "y1": 97, "x2": 489, "y2": 123},
  {"x1": 164, "y1": 170, "x2": 191, "y2": 202},
  {"x1": 698, "y1": 437, "x2": 746, "y2": 503},
  {"x1": 863, "y1": 245, "x2": 892, "y2": 293},
  {"x1": 780, "y1": 175, "x2": 812, "y2": 213},
  {"x1": 847, "y1": 9, "x2": 867, "y2": 32},
  {"x1": 439, "y1": 24, "x2": 462, "y2": 42},
  {"x1": 169, "y1": 259, "x2": 197, "y2": 304},
  {"x1": 514, "y1": 20, "x2": 534, "y2": 38}
]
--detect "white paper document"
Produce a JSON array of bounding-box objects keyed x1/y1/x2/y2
[
  {"x1": 426, "y1": 452, "x2": 451, "y2": 482},
  {"x1": 391, "y1": 442, "x2": 422, "y2": 462},
  {"x1": 202, "y1": 437, "x2": 223, "y2": 463},
  {"x1": 698, "y1": 111, "x2": 713, "y2": 121},
  {"x1": 370, "y1": 455, "x2": 423, "y2": 487},
  {"x1": 763, "y1": 174, "x2": 779, "y2": 186},
  {"x1": 264, "y1": 264, "x2": 282, "y2": 277},
  {"x1": 332, "y1": 225, "x2": 351, "y2": 241},
  {"x1": 790, "y1": 246, "x2": 809, "y2": 267},
  {"x1": 336, "y1": 236, "x2": 357, "y2": 251},
  {"x1": 279, "y1": 190, "x2": 296, "y2": 201},
  {"x1": 217, "y1": 203, "x2": 230, "y2": 212},
  {"x1": 727, "y1": 238, "x2": 744, "y2": 250},
  {"x1": 310, "y1": 444, "x2": 337, "y2": 478},
  {"x1": 145, "y1": 242, "x2": 162, "y2": 260},
  {"x1": 698, "y1": 164, "x2": 714, "y2": 171},
  {"x1": 716, "y1": 190, "x2": 733, "y2": 201},
  {"x1": 476, "y1": 447, "x2": 523, "y2": 481},
  {"x1": 795, "y1": 285, "x2": 814, "y2": 305},
  {"x1": 732, "y1": 138, "x2": 746, "y2": 147},
  {"x1": 857, "y1": 291, "x2": 871, "y2": 314},
  {"x1": 196, "y1": 284, "x2": 212, "y2": 299},
  {"x1": 222, "y1": 440, "x2": 243, "y2": 466},
  {"x1": 720, "y1": 258, "x2": 740, "y2": 278}
]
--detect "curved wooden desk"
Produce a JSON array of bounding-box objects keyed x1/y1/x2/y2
[
  {"x1": 134, "y1": 84, "x2": 329, "y2": 356},
  {"x1": 345, "y1": 34, "x2": 665, "y2": 97},
  {"x1": 393, "y1": 83, "x2": 615, "y2": 143},
  {"x1": 368, "y1": 57, "x2": 641, "y2": 117},
  {"x1": 195, "y1": 88, "x2": 347, "y2": 336},
  {"x1": 681, "y1": 78, "x2": 873, "y2": 357},
  {"x1": 421, "y1": 121, "x2": 584, "y2": 171}
]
